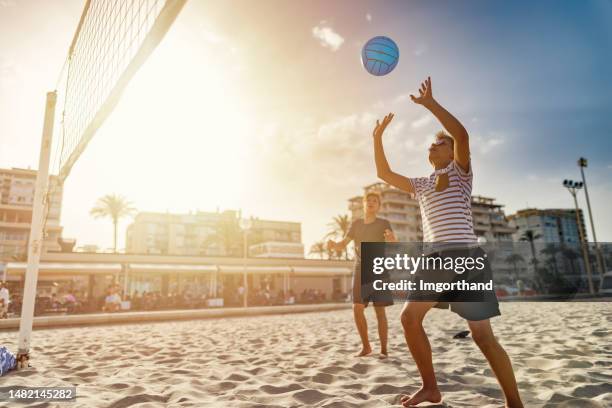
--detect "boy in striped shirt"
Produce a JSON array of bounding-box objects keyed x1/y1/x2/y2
[{"x1": 372, "y1": 77, "x2": 523, "y2": 407}]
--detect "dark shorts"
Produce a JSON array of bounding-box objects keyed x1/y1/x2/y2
[
  {"x1": 407, "y1": 247, "x2": 501, "y2": 321},
  {"x1": 353, "y1": 263, "x2": 393, "y2": 307}
]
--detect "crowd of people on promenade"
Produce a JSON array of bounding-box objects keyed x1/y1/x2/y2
[
  {"x1": 224, "y1": 284, "x2": 349, "y2": 307},
  {"x1": 0, "y1": 281, "x2": 349, "y2": 318}
]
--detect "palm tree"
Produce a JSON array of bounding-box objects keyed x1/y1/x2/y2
[
  {"x1": 504, "y1": 253, "x2": 525, "y2": 282},
  {"x1": 541, "y1": 244, "x2": 561, "y2": 276},
  {"x1": 520, "y1": 230, "x2": 542, "y2": 291},
  {"x1": 520, "y1": 230, "x2": 541, "y2": 271},
  {"x1": 326, "y1": 214, "x2": 351, "y2": 260},
  {"x1": 562, "y1": 247, "x2": 579, "y2": 276},
  {"x1": 202, "y1": 214, "x2": 242, "y2": 256},
  {"x1": 90, "y1": 194, "x2": 135, "y2": 252},
  {"x1": 309, "y1": 241, "x2": 326, "y2": 259}
]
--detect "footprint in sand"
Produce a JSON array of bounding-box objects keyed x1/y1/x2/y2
[
  {"x1": 259, "y1": 383, "x2": 303, "y2": 394},
  {"x1": 311, "y1": 372, "x2": 335, "y2": 384},
  {"x1": 292, "y1": 389, "x2": 333, "y2": 404},
  {"x1": 524, "y1": 357, "x2": 565, "y2": 370},
  {"x1": 349, "y1": 362, "x2": 371, "y2": 375}
]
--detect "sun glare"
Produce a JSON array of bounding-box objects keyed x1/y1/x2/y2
[{"x1": 60, "y1": 28, "x2": 256, "y2": 246}]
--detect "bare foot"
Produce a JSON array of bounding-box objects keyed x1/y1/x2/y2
[
  {"x1": 400, "y1": 387, "x2": 442, "y2": 407},
  {"x1": 354, "y1": 346, "x2": 372, "y2": 357},
  {"x1": 378, "y1": 350, "x2": 388, "y2": 359}
]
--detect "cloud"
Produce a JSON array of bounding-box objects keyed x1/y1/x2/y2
[
  {"x1": 411, "y1": 114, "x2": 433, "y2": 129},
  {"x1": 366, "y1": 13, "x2": 372, "y2": 22},
  {"x1": 472, "y1": 133, "x2": 505, "y2": 154},
  {"x1": 414, "y1": 44, "x2": 428, "y2": 57},
  {"x1": 312, "y1": 24, "x2": 345, "y2": 51},
  {"x1": 197, "y1": 24, "x2": 246, "y2": 72},
  {"x1": 248, "y1": 109, "x2": 433, "y2": 196},
  {"x1": 249, "y1": 113, "x2": 380, "y2": 192},
  {"x1": 393, "y1": 94, "x2": 410, "y2": 104}
]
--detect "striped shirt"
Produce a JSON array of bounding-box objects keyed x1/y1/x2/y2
[{"x1": 409, "y1": 160, "x2": 477, "y2": 244}]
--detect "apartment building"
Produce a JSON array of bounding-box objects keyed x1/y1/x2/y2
[
  {"x1": 507, "y1": 208, "x2": 587, "y2": 244},
  {"x1": 0, "y1": 167, "x2": 63, "y2": 261},
  {"x1": 471, "y1": 195, "x2": 516, "y2": 242},
  {"x1": 126, "y1": 210, "x2": 303, "y2": 258}
]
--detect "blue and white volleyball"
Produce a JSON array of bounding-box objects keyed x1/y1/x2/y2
[{"x1": 361, "y1": 36, "x2": 399, "y2": 76}]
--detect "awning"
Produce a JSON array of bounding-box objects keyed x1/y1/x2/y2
[
  {"x1": 218, "y1": 265, "x2": 292, "y2": 274},
  {"x1": 128, "y1": 263, "x2": 218, "y2": 273},
  {"x1": 291, "y1": 266, "x2": 352, "y2": 276},
  {"x1": 3, "y1": 262, "x2": 352, "y2": 277},
  {"x1": 5, "y1": 262, "x2": 122, "y2": 275}
]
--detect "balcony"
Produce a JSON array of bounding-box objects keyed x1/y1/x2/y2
[
  {"x1": 0, "y1": 203, "x2": 34, "y2": 212},
  {"x1": 0, "y1": 221, "x2": 31, "y2": 229},
  {"x1": 492, "y1": 225, "x2": 518, "y2": 234}
]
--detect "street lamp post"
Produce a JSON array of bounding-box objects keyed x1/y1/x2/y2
[
  {"x1": 563, "y1": 179, "x2": 594, "y2": 294},
  {"x1": 239, "y1": 217, "x2": 253, "y2": 308},
  {"x1": 578, "y1": 158, "x2": 606, "y2": 286}
]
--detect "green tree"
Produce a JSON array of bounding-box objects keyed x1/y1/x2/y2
[
  {"x1": 504, "y1": 253, "x2": 525, "y2": 282},
  {"x1": 562, "y1": 247, "x2": 579, "y2": 275},
  {"x1": 542, "y1": 244, "x2": 561, "y2": 276},
  {"x1": 326, "y1": 214, "x2": 351, "y2": 260},
  {"x1": 309, "y1": 241, "x2": 326, "y2": 259},
  {"x1": 520, "y1": 230, "x2": 542, "y2": 290},
  {"x1": 520, "y1": 230, "x2": 541, "y2": 271},
  {"x1": 202, "y1": 214, "x2": 242, "y2": 256},
  {"x1": 90, "y1": 194, "x2": 135, "y2": 252}
]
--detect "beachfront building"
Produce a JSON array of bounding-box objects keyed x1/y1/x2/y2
[
  {"x1": 507, "y1": 208, "x2": 591, "y2": 288},
  {"x1": 471, "y1": 196, "x2": 516, "y2": 242},
  {"x1": 126, "y1": 210, "x2": 304, "y2": 258},
  {"x1": 0, "y1": 167, "x2": 63, "y2": 262},
  {"x1": 248, "y1": 218, "x2": 304, "y2": 258},
  {"x1": 507, "y1": 208, "x2": 587, "y2": 244}
]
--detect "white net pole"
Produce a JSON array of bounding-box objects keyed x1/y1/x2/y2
[{"x1": 16, "y1": 91, "x2": 57, "y2": 363}]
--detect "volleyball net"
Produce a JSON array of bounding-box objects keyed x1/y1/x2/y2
[{"x1": 51, "y1": 0, "x2": 187, "y2": 180}]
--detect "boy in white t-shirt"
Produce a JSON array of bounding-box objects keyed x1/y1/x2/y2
[{"x1": 372, "y1": 77, "x2": 523, "y2": 407}]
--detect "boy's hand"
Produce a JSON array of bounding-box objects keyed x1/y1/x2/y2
[
  {"x1": 326, "y1": 239, "x2": 336, "y2": 251},
  {"x1": 410, "y1": 76, "x2": 435, "y2": 107},
  {"x1": 384, "y1": 229, "x2": 397, "y2": 242},
  {"x1": 373, "y1": 113, "x2": 394, "y2": 139}
]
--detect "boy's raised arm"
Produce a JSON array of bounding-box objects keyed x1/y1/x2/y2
[
  {"x1": 373, "y1": 113, "x2": 415, "y2": 193},
  {"x1": 410, "y1": 76, "x2": 470, "y2": 172}
]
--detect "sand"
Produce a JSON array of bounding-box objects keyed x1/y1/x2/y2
[{"x1": 0, "y1": 302, "x2": 610, "y2": 407}]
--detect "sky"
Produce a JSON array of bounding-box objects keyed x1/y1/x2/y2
[{"x1": 1, "y1": 0, "x2": 611, "y2": 252}]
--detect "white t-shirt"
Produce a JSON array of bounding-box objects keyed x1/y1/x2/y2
[{"x1": 409, "y1": 160, "x2": 477, "y2": 243}]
